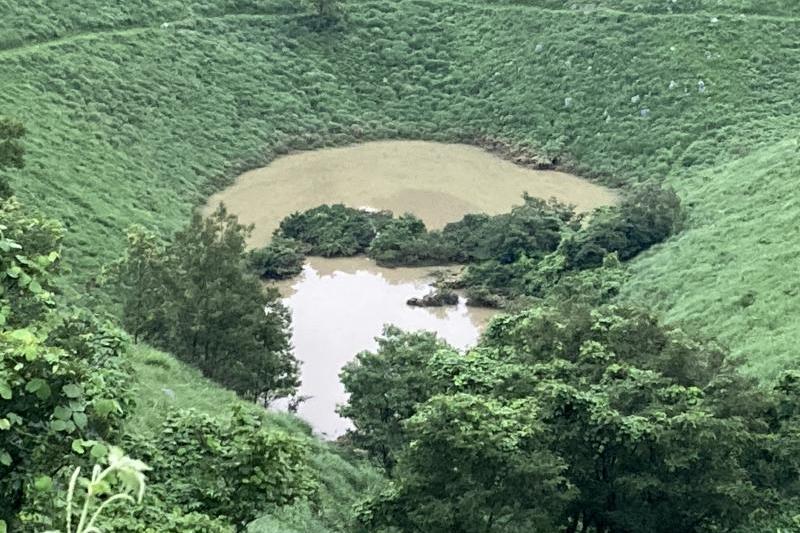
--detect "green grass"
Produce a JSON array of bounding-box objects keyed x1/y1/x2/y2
[
  {"x1": 127, "y1": 345, "x2": 383, "y2": 531},
  {"x1": 2, "y1": 1, "x2": 798, "y2": 368},
  {"x1": 623, "y1": 138, "x2": 800, "y2": 378}
]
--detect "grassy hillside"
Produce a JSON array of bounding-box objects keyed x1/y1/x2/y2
[
  {"x1": 2, "y1": 0, "x2": 798, "y2": 376},
  {"x1": 624, "y1": 138, "x2": 800, "y2": 378},
  {"x1": 127, "y1": 345, "x2": 383, "y2": 531}
]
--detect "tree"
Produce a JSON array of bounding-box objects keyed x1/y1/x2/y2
[
  {"x1": 338, "y1": 327, "x2": 447, "y2": 474},
  {"x1": 356, "y1": 394, "x2": 573, "y2": 533},
  {"x1": 455, "y1": 195, "x2": 576, "y2": 265},
  {"x1": 0, "y1": 198, "x2": 63, "y2": 327},
  {"x1": 110, "y1": 205, "x2": 299, "y2": 401},
  {"x1": 367, "y1": 214, "x2": 442, "y2": 266},
  {"x1": 103, "y1": 226, "x2": 168, "y2": 343},
  {"x1": 277, "y1": 204, "x2": 390, "y2": 258},
  {"x1": 341, "y1": 305, "x2": 798, "y2": 532}
]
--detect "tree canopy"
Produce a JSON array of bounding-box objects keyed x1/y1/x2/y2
[{"x1": 343, "y1": 304, "x2": 800, "y2": 533}]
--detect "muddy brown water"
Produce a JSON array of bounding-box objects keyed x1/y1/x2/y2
[
  {"x1": 204, "y1": 140, "x2": 618, "y2": 246},
  {"x1": 205, "y1": 141, "x2": 617, "y2": 437}
]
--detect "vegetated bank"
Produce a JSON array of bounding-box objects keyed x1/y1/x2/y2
[{"x1": 252, "y1": 182, "x2": 680, "y2": 309}]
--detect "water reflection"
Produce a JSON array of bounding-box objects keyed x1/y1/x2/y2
[{"x1": 273, "y1": 257, "x2": 495, "y2": 438}]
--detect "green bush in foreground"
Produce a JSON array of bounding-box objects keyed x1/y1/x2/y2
[
  {"x1": 114, "y1": 407, "x2": 317, "y2": 531},
  {"x1": 0, "y1": 198, "x2": 133, "y2": 528}
]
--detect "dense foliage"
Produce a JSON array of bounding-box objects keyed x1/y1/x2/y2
[
  {"x1": 126, "y1": 346, "x2": 385, "y2": 533},
  {"x1": 338, "y1": 328, "x2": 449, "y2": 474},
  {"x1": 107, "y1": 205, "x2": 299, "y2": 401},
  {"x1": 248, "y1": 236, "x2": 306, "y2": 280},
  {"x1": 343, "y1": 305, "x2": 800, "y2": 532},
  {"x1": 277, "y1": 204, "x2": 392, "y2": 257},
  {"x1": 459, "y1": 186, "x2": 682, "y2": 302},
  {"x1": 108, "y1": 407, "x2": 316, "y2": 531},
  {"x1": 0, "y1": 198, "x2": 134, "y2": 528},
  {"x1": 268, "y1": 186, "x2": 681, "y2": 307},
  {"x1": 0, "y1": 117, "x2": 25, "y2": 198},
  {"x1": 561, "y1": 184, "x2": 684, "y2": 269}
]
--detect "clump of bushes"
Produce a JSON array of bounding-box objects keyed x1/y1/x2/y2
[
  {"x1": 407, "y1": 289, "x2": 459, "y2": 307},
  {"x1": 277, "y1": 204, "x2": 392, "y2": 257},
  {"x1": 440, "y1": 195, "x2": 579, "y2": 264},
  {"x1": 251, "y1": 185, "x2": 682, "y2": 306},
  {"x1": 249, "y1": 236, "x2": 306, "y2": 280},
  {"x1": 367, "y1": 214, "x2": 457, "y2": 267},
  {"x1": 109, "y1": 408, "x2": 317, "y2": 531},
  {"x1": 461, "y1": 185, "x2": 683, "y2": 304},
  {"x1": 561, "y1": 184, "x2": 684, "y2": 270}
]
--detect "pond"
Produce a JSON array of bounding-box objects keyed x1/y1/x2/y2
[
  {"x1": 273, "y1": 257, "x2": 494, "y2": 437},
  {"x1": 204, "y1": 140, "x2": 618, "y2": 246},
  {"x1": 205, "y1": 141, "x2": 618, "y2": 437}
]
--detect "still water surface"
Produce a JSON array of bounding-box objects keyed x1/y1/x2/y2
[
  {"x1": 205, "y1": 140, "x2": 618, "y2": 247},
  {"x1": 274, "y1": 257, "x2": 495, "y2": 438}
]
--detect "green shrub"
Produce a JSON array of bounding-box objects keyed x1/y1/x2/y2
[
  {"x1": 249, "y1": 237, "x2": 306, "y2": 280},
  {"x1": 121, "y1": 407, "x2": 317, "y2": 530},
  {"x1": 563, "y1": 185, "x2": 684, "y2": 269},
  {"x1": 277, "y1": 204, "x2": 392, "y2": 257},
  {"x1": 442, "y1": 196, "x2": 578, "y2": 264},
  {"x1": 0, "y1": 199, "x2": 133, "y2": 527}
]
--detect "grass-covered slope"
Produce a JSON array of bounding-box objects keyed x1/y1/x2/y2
[
  {"x1": 625, "y1": 139, "x2": 800, "y2": 378},
  {"x1": 127, "y1": 345, "x2": 382, "y2": 531},
  {"x1": 2, "y1": 0, "x2": 798, "y2": 376}
]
